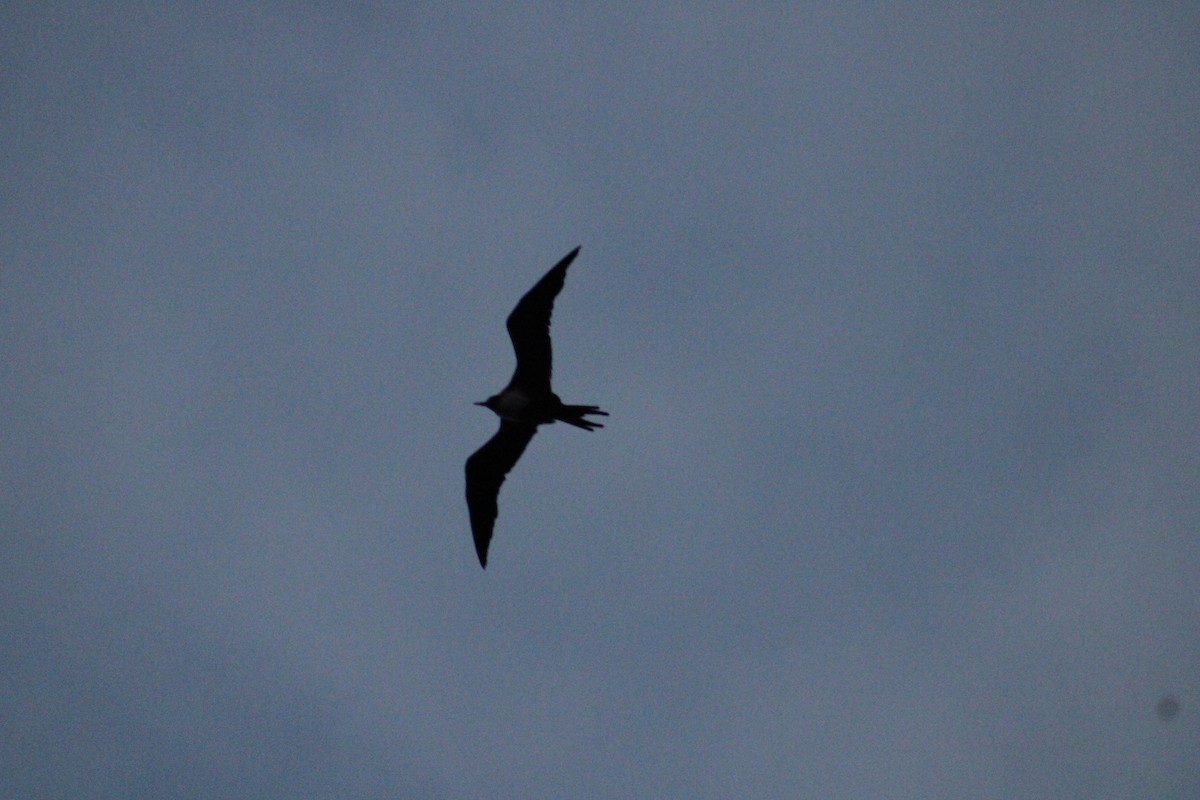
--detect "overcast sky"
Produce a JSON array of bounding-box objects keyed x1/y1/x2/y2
[{"x1": 3, "y1": 4, "x2": 1197, "y2": 798}]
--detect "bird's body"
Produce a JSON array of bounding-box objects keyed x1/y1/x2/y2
[
  {"x1": 465, "y1": 247, "x2": 607, "y2": 568},
  {"x1": 489, "y1": 388, "x2": 533, "y2": 421}
]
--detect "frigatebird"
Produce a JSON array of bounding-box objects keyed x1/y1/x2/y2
[{"x1": 465, "y1": 246, "x2": 607, "y2": 568}]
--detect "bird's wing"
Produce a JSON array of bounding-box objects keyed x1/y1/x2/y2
[
  {"x1": 505, "y1": 246, "x2": 580, "y2": 393},
  {"x1": 464, "y1": 421, "x2": 539, "y2": 568}
]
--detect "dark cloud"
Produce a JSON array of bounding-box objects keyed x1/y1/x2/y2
[{"x1": 3, "y1": 3, "x2": 1197, "y2": 797}]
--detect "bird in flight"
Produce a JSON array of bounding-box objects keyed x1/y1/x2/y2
[{"x1": 465, "y1": 246, "x2": 608, "y2": 568}]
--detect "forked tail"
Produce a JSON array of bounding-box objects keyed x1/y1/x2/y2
[{"x1": 558, "y1": 404, "x2": 609, "y2": 431}]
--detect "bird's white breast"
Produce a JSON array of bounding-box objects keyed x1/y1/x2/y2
[{"x1": 495, "y1": 390, "x2": 530, "y2": 420}]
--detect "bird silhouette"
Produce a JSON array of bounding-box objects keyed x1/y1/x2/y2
[{"x1": 465, "y1": 246, "x2": 607, "y2": 568}]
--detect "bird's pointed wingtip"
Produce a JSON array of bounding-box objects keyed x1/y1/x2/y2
[{"x1": 544, "y1": 246, "x2": 582, "y2": 277}]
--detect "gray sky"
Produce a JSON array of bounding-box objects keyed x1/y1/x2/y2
[{"x1": 3, "y1": 4, "x2": 1197, "y2": 798}]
